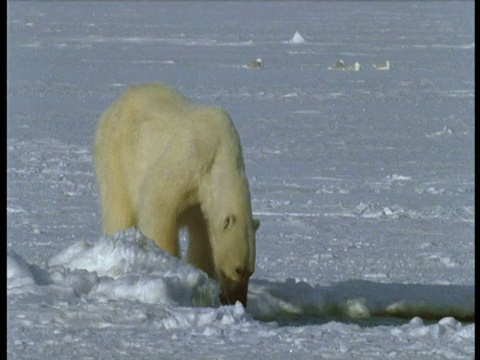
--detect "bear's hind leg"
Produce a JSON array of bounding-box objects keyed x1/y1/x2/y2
[
  {"x1": 183, "y1": 205, "x2": 216, "y2": 279},
  {"x1": 95, "y1": 139, "x2": 137, "y2": 236}
]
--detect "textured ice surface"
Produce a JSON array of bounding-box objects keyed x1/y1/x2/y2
[{"x1": 7, "y1": 2, "x2": 474, "y2": 359}]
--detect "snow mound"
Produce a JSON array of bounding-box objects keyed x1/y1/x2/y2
[
  {"x1": 286, "y1": 31, "x2": 305, "y2": 44},
  {"x1": 48, "y1": 227, "x2": 180, "y2": 277},
  {"x1": 46, "y1": 228, "x2": 221, "y2": 307}
]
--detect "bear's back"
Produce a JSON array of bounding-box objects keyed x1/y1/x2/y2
[
  {"x1": 120, "y1": 83, "x2": 193, "y2": 121},
  {"x1": 98, "y1": 82, "x2": 244, "y2": 163}
]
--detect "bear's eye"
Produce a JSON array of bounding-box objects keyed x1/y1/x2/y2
[{"x1": 223, "y1": 214, "x2": 236, "y2": 230}]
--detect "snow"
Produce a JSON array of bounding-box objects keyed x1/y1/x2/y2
[
  {"x1": 45, "y1": 228, "x2": 220, "y2": 307},
  {"x1": 7, "y1": 2, "x2": 474, "y2": 359}
]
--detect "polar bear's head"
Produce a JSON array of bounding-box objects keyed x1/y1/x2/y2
[
  {"x1": 198, "y1": 109, "x2": 259, "y2": 307},
  {"x1": 213, "y1": 214, "x2": 260, "y2": 307}
]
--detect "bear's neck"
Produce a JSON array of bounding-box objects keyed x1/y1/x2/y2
[{"x1": 200, "y1": 149, "x2": 250, "y2": 220}]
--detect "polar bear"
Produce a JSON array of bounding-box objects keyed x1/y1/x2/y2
[{"x1": 94, "y1": 83, "x2": 259, "y2": 307}]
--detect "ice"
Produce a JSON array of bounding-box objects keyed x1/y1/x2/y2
[
  {"x1": 7, "y1": 1, "x2": 474, "y2": 359},
  {"x1": 7, "y1": 251, "x2": 37, "y2": 288},
  {"x1": 287, "y1": 31, "x2": 305, "y2": 44},
  {"x1": 9, "y1": 236, "x2": 475, "y2": 323}
]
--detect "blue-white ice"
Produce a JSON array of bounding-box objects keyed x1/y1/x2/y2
[{"x1": 7, "y1": 2, "x2": 474, "y2": 359}]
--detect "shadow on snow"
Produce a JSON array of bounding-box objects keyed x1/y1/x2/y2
[{"x1": 247, "y1": 278, "x2": 474, "y2": 327}]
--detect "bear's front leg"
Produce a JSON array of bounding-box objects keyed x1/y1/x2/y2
[
  {"x1": 182, "y1": 204, "x2": 216, "y2": 279},
  {"x1": 137, "y1": 196, "x2": 181, "y2": 258},
  {"x1": 136, "y1": 160, "x2": 199, "y2": 259}
]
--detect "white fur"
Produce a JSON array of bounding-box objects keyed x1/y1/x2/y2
[{"x1": 94, "y1": 83, "x2": 258, "y2": 305}]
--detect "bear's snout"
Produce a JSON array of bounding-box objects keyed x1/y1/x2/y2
[
  {"x1": 218, "y1": 271, "x2": 250, "y2": 307},
  {"x1": 219, "y1": 281, "x2": 248, "y2": 307}
]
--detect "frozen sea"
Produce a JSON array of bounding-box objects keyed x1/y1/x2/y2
[{"x1": 7, "y1": 2, "x2": 474, "y2": 359}]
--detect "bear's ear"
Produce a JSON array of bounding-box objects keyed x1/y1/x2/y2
[
  {"x1": 223, "y1": 214, "x2": 236, "y2": 230},
  {"x1": 253, "y1": 218, "x2": 260, "y2": 231}
]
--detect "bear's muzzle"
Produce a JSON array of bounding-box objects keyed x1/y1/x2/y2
[{"x1": 218, "y1": 274, "x2": 249, "y2": 307}]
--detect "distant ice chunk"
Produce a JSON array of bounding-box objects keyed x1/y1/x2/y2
[
  {"x1": 328, "y1": 59, "x2": 361, "y2": 71},
  {"x1": 328, "y1": 59, "x2": 346, "y2": 70},
  {"x1": 385, "y1": 174, "x2": 413, "y2": 182},
  {"x1": 346, "y1": 62, "x2": 361, "y2": 71},
  {"x1": 287, "y1": 31, "x2": 305, "y2": 44},
  {"x1": 373, "y1": 60, "x2": 391, "y2": 70},
  {"x1": 244, "y1": 58, "x2": 263, "y2": 69},
  {"x1": 424, "y1": 126, "x2": 453, "y2": 138}
]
